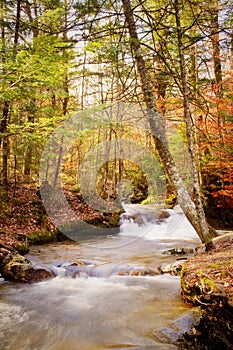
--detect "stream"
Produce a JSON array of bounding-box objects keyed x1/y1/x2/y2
[{"x1": 0, "y1": 205, "x2": 201, "y2": 350}]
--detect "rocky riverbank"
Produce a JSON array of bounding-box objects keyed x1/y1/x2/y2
[
  {"x1": 178, "y1": 232, "x2": 233, "y2": 349},
  {"x1": 0, "y1": 184, "x2": 121, "y2": 279},
  {"x1": 181, "y1": 233, "x2": 233, "y2": 307}
]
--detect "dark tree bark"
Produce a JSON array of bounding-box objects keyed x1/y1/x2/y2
[
  {"x1": 0, "y1": 0, "x2": 22, "y2": 189},
  {"x1": 1, "y1": 102, "x2": 10, "y2": 189}
]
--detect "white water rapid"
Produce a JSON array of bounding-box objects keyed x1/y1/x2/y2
[
  {"x1": 0, "y1": 204, "x2": 201, "y2": 350},
  {"x1": 119, "y1": 204, "x2": 200, "y2": 241}
]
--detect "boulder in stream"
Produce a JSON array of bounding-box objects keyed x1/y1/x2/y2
[
  {"x1": 159, "y1": 259, "x2": 187, "y2": 276},
  {"x1": 121, "y1": 209, "x2": 171, "y2": 226},
  {"x1": 153, "y1": 309, "x2": 203, "y2": 344},
  {"x1": 117, "y1": 267, "x2": 158, "y2": 276},
  {"x1": 163, "y1": 247, "x2": 194, "y2": 256},
  {"x1": 0, "y1": 253, "x2": 55, "y2": 282},
  {"x1": 70, "y1": 259, "x2": 92, "y2": 266}
]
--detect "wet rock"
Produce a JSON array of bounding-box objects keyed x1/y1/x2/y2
[
  {"x1": 54, "y1": 259, "x2": 97, "y2": 278},
  {"x1": 0, "y1": 233, "x2": 30, "y2": 261},
  {"x1": 66, "y1": 259, "x2": 96, "y2": 277},
  {"x1": 163, "y1": 247, "x2": 194, "y2": 256},
  {"x1": 153, "y1": 309, "x2": 202, "y2": 344},
  {"x1": 117, "y1": 267, "x2": 158, "y2": 277},
  {"x1": 122, "y1": 209, "x2": 170, "y2": 226},
  {"x1": 176, "y1": 305, "x2": 233, "y2": 349},
  {"x1": 159, "y1": 259, "x2": 187, "y2": 276},
  {"x1": 158, "y1": 210, "x2": 170, "y2": 220},
  {"x1": 0, "y1": 247, "x2": 12, "y2": 261},
  {"x1": 62, "y1": 263, "x2": 159, "y2": 278},
  {"x1": 0, "y1": 238, "x2": 17, "y2": 261},
  {"x1": 130, "y1": 268, "x2": 158, "y2": 276},
  {"x1": 70, "y1": 259, "x2": 86, "y2": 266},
  {"x1": 130, "y1": 213, "x2": 146, "y2": 225},
  {"x1": 0, "y1": 253, "x2": 55, "y2": 282},
  {"x1": 64, "y1": 265, "x2": 93, "y2": 278}
]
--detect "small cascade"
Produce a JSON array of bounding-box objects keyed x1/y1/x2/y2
[
  {"x1": 119, "y1": 204, "x2": 200, "y2": 241},
  {"x1": 52, "y1": 260, "x2": 158, "y2": 279}
]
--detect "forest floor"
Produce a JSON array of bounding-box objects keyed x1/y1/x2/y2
[
  {"x1": 178, "y1": 233, "x2": 233, "y2": 349},
  {"x1": 0, "y1": 184, "x2": 120, "y2": 260},
  {"x1": 181, "y1": 233, "x2": 233, "y2": 307}
]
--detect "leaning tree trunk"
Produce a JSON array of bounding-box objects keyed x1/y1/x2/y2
[
  {"x1": 174, "y1": 0, "x2": 214, "y2": 242},
  {"x1": 122, "y1": 0, "x2": 217, "y2": 244}
]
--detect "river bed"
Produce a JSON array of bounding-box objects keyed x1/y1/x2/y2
[{"x1": 0, "y1": 205, "x2": 201, "y2": 350}]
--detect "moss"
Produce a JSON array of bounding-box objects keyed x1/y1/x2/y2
[
  {"x1": 16, "y1": 242, "x2": 30, "y2": 255},
  {"x1": 180, "y1": 262, "x2": 198, "y2": 304},
  {"x1": 208, "y1": 260, "x2": 233, "y2": 269},
  {"x1": 27, "y1": 230, "x2": 65, "y2": 245},
  {"x1": 197, "y1": 270, "x2": 219, "y2": 294},
  {"x1": 141, "y1": 195, "x2": 157, "y2": 205},
  {"x1": 85, "y1": 210, "x2": 122, "y2": 228},
  {"x1": 180, "y1": 261, "x2": 187, "y2": 287},
  {"x1": 104, "y1": 210, "x2": 123, "y2": 227},
  {"x1": 165, "y1": 193, "x2": 177, "y2": 207},
  {"x1": 180, "y1": 262, "x2": 194, "y2": 298}
]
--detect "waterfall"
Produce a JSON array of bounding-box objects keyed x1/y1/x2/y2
[{"x1": 119, "y1": 204, "x2": 200, "y2": 241}]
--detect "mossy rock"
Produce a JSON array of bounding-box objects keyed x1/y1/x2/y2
[
  {"x1": 27, "y1": 230, "x2": 68, "y2": 245},
  {"x1": 0, "y1": 253, "x2": 55, "y2": 282},
  {"x1": 16, "y1": 242, "x2": 30, "y2": 255}
]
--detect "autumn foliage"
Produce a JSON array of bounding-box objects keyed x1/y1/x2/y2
[{"x1": 198, "y1": 99, "x2": 233, "y2": 225}]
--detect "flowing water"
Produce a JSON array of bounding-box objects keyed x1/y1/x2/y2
[{"x1": 0, "y1": 205, "x2": 201, "y2": 350}]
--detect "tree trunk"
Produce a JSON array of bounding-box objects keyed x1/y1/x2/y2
[
  {"x1": 13, "y1": 0, "x2": 21, "y2": 56},
  {"x1": 62, "y1": 1, "x2": 69, "y2": 116},
  {"x1": 209, "y1": 0, "x2": 224, "y2": 128},
  {"x1": 174, "y1": 0, "x2": 212, "y2": 242},
  {"x1": 209, "y1": 0, "x2": 225, "y2": 190},
  {"x1": 122, "y1": 0, "x2": 217, "y2": 244},
  {"x1": 24, "y1": 109, "x2": 35, "y2": 179},
  {"x1": 1, "y1": 102, "x2": 9, "y2": 190},
  {"x1": 0, "y1": 0, "x2": 21, "y2": 189},
  {"x1": 63, "y1": 76, "x2": 69, "y2": 116}
]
